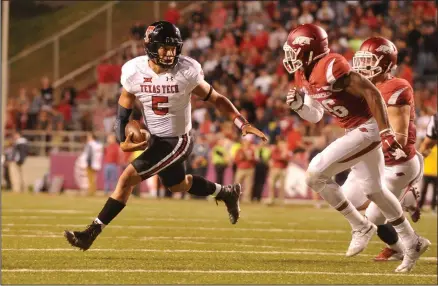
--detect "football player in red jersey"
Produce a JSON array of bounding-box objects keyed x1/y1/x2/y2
[
  {"x1": 283, "y1": 24, "x2": 430, "y2": 272},
  {"x1": 342, "y1": 37, "x2": 424, "y2": 262}
]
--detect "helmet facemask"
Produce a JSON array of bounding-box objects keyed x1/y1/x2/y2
[
  {"x1": 283, "y1": 43, "x2": 303, "y2": 74},
  {"x1": 352, "y1": 51, "x2": 384, "y2": 79},
  {"x1": 146, "y1": 41, "x2": 183, "y2": 69}
]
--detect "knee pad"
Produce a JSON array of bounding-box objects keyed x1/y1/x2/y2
[
  {"x1": 362, "y1": 180, "x2": 384, "y2": 196},
  {"x1": 377, "y1": 223, "x2": 399, "y2": 245},
  {"x1": 305, "y1": 171, "x2": 330, "y2": 193}
]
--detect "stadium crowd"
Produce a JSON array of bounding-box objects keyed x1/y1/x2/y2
[{"x1": 3, "y1": 1, "x2": 437, "y2": 206}]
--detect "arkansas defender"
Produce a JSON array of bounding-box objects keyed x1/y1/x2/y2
[
  {"x1": 343, "y1": 37, "x2": 425, "y2": 262},
  {"x1": 284, "y1": 24, "x2": 430, "y2": 272},
  {"x1": 64, "y1": 21, "x2": 267, "y2": 251}
]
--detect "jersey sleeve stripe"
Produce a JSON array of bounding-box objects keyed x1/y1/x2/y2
[
  {"x1": 326, "y1": 58, "x2": 336, "y2": 84},
  {"x1": 388, "y1": 87, "x2": 408, "y2": 105}
]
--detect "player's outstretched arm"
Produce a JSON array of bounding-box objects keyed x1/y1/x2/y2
[
  {"x1": 334, "y1": 71, "x2": 406, "y2": 159},
  {"x1": 192, "y1": 81, "x2": 268, "y2": 142},
  {"x1": 419, "y1": 115, "x2": 437, "y2": 157},
  {"x1": 419, "y1": 137, "x2": 436, "y2": 158}
]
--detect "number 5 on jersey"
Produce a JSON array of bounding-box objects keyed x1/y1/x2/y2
[
  {"x1": 152, "y1": 96, "x2": 169, "y2": 115},
  {"x1": 321, "y1": 99, "x2": 349, "y2": 118}
]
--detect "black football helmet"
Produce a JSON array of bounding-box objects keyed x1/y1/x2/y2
[{"x1": 144, "y1": 21, "x2": 183, "y2": 69}]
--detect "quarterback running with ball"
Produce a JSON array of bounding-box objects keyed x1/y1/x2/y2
[{"x1": 64, "y1": 21, "x2": 267, "y2": 251}]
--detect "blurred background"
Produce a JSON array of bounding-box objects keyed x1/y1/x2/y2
[{"x1": 1, "y1": 1, "x2": 437, "y2": 210}]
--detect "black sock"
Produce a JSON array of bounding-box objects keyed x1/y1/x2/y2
[
  {"x1": 97, "y1": 197, "x2": 126, "y2": 225},
  {"x1": 188, "y1": 175, "x2": 219, "y2": 196},
  {"x1": 377, "y1": 223, "x2": 399, "y2": 245}
]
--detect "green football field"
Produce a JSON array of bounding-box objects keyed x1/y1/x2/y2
[{"x1": 1, "y1": 192, "x2": 437, "y2": 284}]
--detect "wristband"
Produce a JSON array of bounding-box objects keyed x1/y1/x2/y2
[
  {"x1": 233, "y1": 115, "x2": 249, "y2": 130},
  {"x1": 379, "y1": 128, "x2": 392, "y2": 136}
]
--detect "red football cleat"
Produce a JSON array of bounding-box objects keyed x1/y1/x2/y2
[{"x1": 374, "y1": 247, "x2": 403, "y2": 261}]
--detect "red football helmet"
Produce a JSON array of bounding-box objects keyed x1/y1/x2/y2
[
  {"x1": 353, "y1": 37, "x2": 398, "y2": 79},
  {"x1": 283, "y1": 24, "x2": 330, "y2": 74}
]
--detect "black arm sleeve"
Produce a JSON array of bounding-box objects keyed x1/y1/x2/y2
[
  {"x1": 426, "y1": 114, "x2": 437, "y2": 140},
  {"x1": 114, "y1": 104, "x2": 132, "y2": 143}
]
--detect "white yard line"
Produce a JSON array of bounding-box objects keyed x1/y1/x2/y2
[
  {"x1": 1, "y1": 223, "x2": 348, "y2": 233},
  {"x1": 2, "y1": 248, "x2": 436, "y2": 261},
  {"x1": 1, "y1": 233, "x2": 436, "y2": 246},
  {"x1": 1, "y1": 268, "x2": 435, "y2": 278}
]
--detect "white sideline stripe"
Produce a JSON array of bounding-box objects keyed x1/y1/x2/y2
[
  {"x1": 1, "y1": 216, "x2": 278, "y2": 225},
  {"x1": 2, "y1": 209, "x2": 89, "y2": 214},
  {"x1": 1, "y1": 223, "x2": 347, "y2": 233},
  {"x1": 2, "y1": 248, "x2": 436, "y2": 261},
  {"x1": 1, "y1": 268, "x2": 436, "y2": 277}
]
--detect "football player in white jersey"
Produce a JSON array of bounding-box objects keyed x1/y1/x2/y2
[{"x1": 64, "y1": 21, "x2": 267, "y2": 251}]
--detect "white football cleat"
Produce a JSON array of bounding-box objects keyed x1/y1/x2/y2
[
  {"x1": 346, "y1": 221, "x2": 377, "y2": 257},
  {"x1": 395, "y1": 236, "x2": 431, "y2": 273}
]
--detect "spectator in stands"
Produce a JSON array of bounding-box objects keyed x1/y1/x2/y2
[
  {"x1": 190, "y1": 135, "x2": 209, "y2": 199},
  {"x1": 27, "y1": 88, "x2": 43, "y2": 130},
  {"x1": 96, "y1": 58, "x2": 120, "y2": 106},
  {"x1": 40, "y1": 76, "x2": 54, "y2": 108},
  {"x1": 9, "y1": 131, "x2": 28, "y2": 193},
  {"x1": 56, "y1": 90, "x2": 72, "y2": 128},
  {"x1": 234, "y1": 135, "x2": 256, "y2": 202},
  {"x1": 253, "y1": 138, "x2": 271, "y2": 202},
  {"x1": 130, "y1": 21, "x2": 146, "y2": 41},
  {"x1": 164, "y1": 2, "x2": 180, "y2": 25},
  {"x1": 15, "y1": 88, "x2": 29, "y2": 131},
  {"x1": 2, "y1": 140, "x2": 13, "y2": 191},
  {"x1": 83, "y1": 132, "x2": 103, "y2": 196},
  {"x1": 317, "y1": 1, "x2": 335, "y2": 25},
  {"x1": 103, "y1": 134, "x2": 122, "y2": 195},
  {"x1": 210, "y1": 2, "x2": 228, "y2": 35},
  {"x1": 211, "y1": 137, "x2": 229, "y2": 185},
  {"x1": 267, "y1": 136, "x2": 289, "y2": 205}
]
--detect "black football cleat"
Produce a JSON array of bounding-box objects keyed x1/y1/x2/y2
[
  {"x1": 216, "y1": 184, "x2": 242, "y2": 224},
  {"x1": 64, "y1": 221, "x2": 102, "y2": 251}
]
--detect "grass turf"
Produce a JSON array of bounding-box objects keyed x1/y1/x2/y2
[{"x1": 1, "y1": 192, "x2": 437, "y2": 284}]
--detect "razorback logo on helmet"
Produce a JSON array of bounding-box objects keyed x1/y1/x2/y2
[
  {"x1": 144, "y1": 26, "x2": 156, "y2": 42},
  {"x1": 292, "y1": 36, "x2": 313, "y2": 46},
  {"x1": 375, "y1": 44, "x2": 393, "y2": 54}
]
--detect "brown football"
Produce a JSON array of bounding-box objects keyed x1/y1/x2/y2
[{"x1": 125, "y1": 120, "x2": 149, "y2": 143}]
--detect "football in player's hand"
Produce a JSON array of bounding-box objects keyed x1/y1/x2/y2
[{"x1": 125, "y1": 120, "x2": 149, "y2": 143}]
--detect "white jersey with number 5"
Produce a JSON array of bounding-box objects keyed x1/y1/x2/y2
[{"x1": 120, "y1": 55, "x2": 204, "y2": 137}]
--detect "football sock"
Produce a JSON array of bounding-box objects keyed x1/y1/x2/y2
[
  {"x1": 338, "y1": 201, "x2": 367, "y2": 230},
  {"x1": 188, "y1": 175, "x2": 220, "y2": 197},
  {"x1": 392, "y1": 218, "x2": 416, "y2": 246},
  {"x1": 96, "y1": 197, "x2": 126, "y2": 225},
  {"x1": 367, "y1": 189, "x2": 416, "y2": 245},
  {"x1": 317, "y1": 182, "x2": 366, "y2": 230},
  {"x1": 389, "y1": 240, "x2": 405, "y2": 254}
]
